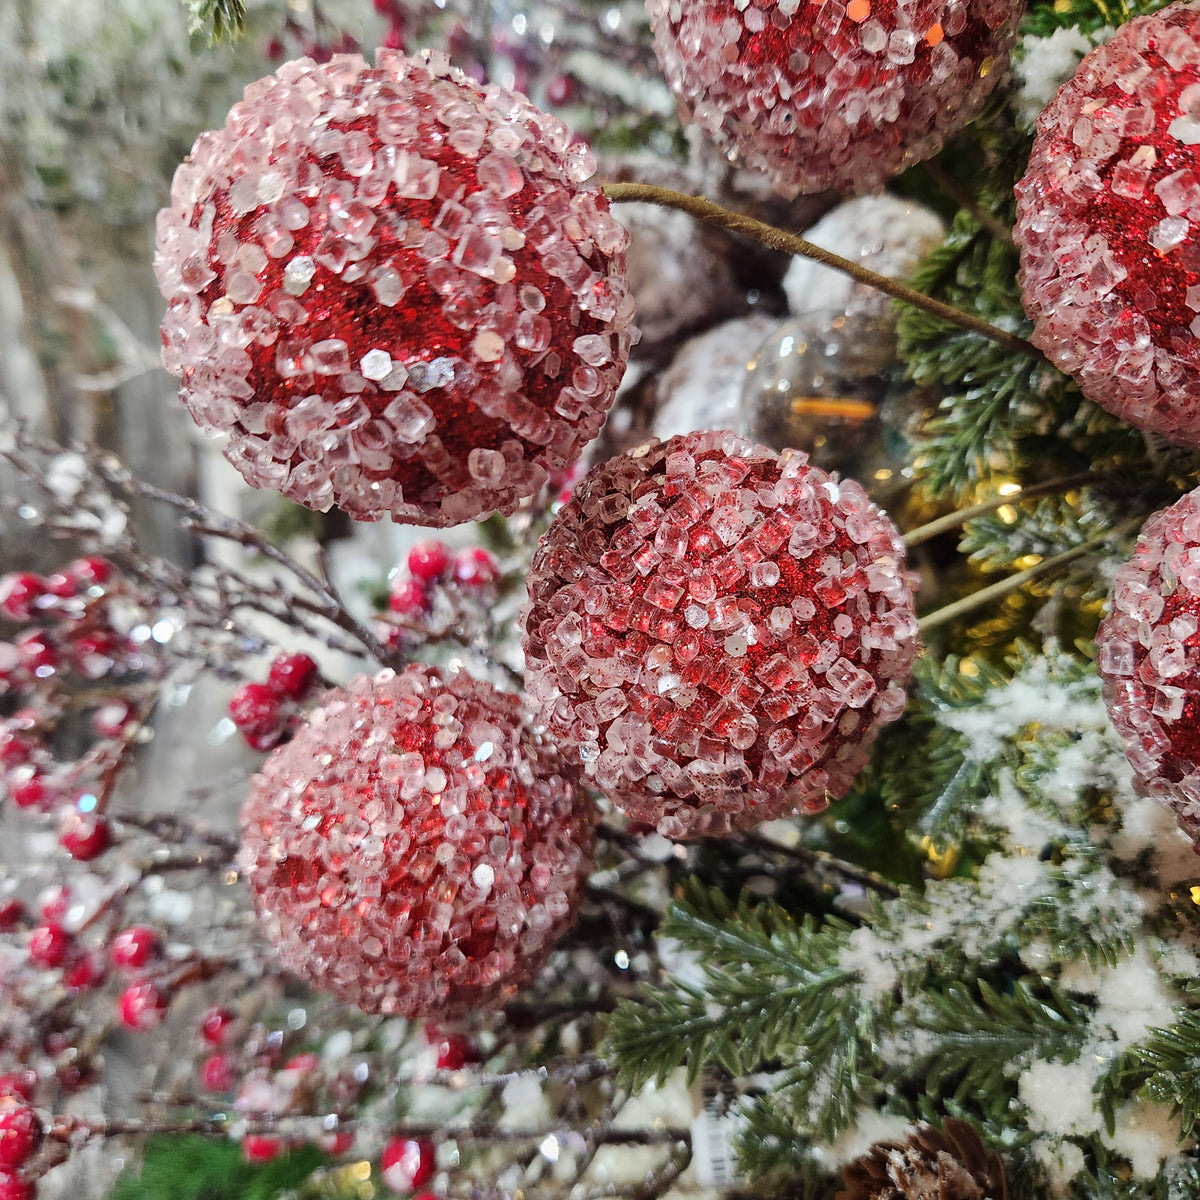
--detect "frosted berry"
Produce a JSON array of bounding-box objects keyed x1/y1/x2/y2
[
  {"x1": 91, "y1": 701, "x2": 135, "y2": 739},
  {"x1": 1096, "y1": 488, "x2": 1200, "y2": 839},
  {"x1": 407, "y1": 541, "x2": 452, "y2": 583},
  {"x1": 200, "y1": 1053, "x2": 236, "y2": 1092},
  {"x1": 242, "y1": 1135, "x2": 283, "y2": 1163},
  {"x1": 27, "y1": 926, "x2": 69, "y2": 968},
  {"x1": 111, "y1": 926, "x2": 160, "y2": 971},
  {"x1": 521, "y1": 430, "x2": 920, "y2": 838},
  {"x1": 14, "y1": 633, "x2": 56, "y2": 677},
  {"x1": 452, "y1": 547, "x2": 500, "y2": 588},
  {"x1": 647, "y1": 0, "x2": 1023, "y2": 197},
  {"x1": 60, "y1": 812, "x2": 111, "y2": 862},
  {"x1": 68, "y1": 556, "x2": 112, "y2": 588},
  {"x1": 200, "y1": 1006, "x2": 235, "y2": 1045},
  {"x1": 0, "y1": 1075, "x2": 36, "y2": 1102},
  {"x1": 0, "y1": 902, "x2": 24, "y2": 933},
  {"x1": 0, "y1": 576, "x2": 43, "y2": 623},
  {"x1": 63, "y1": 953, "x2": 106, "y2": 991},
  {"x1": 0, "y1": 1173, "x2": 33, "y2": 1200},
  {"x1": 0, "y1": 1101, "x2": 40, "y2": 1168},
  {"x1": 426, "y1": 1027, "x2": 477, "y2": 1071},
  {"x1": 267, "y1": 653, "x2": 319, "y2": 700},
  {"x1": 229, "y1": 683, "x2": 284, "y2": 740},
  {"x1": 155, "y1": 51, "x2": 634, "y2": 526},
  {"x1": 41, "y1": 573, "x2": 77, "y2": 600},
  {"x1": 38, "y1": 888, "x2": 70, "y2": 923},
  {"x1": 9, "y1": 773, "x2": 48, "y2": 810},
  {"x1": 70, "y1": 633, "x2": 118, "y2": 680},
  {"x1": 381, "y1": 1137, "x2": 436, "y2": 1192},
  {"x1": 389, "y1": 580, "x2": 429, "y2": 617},
  {"x1": 1016, "y1": 3, "x2": 1200, "y2": 448},
  {"x1": 119, "y1": 981, "x2": 169, "y2": 1030},
  {"x1": 239, "y1": 665, "x2": 594, "y2": 1017}
]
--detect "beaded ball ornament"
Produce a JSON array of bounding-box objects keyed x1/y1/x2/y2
[
  {"x1": 520, "y1": 430, "x2": 920, "y2": 838},
  {"x1": 1096, "y1": 489, "x2": 1200, "y2": 842},
  {"x1": 1015, "y1": 3, "x2": 1200, "y2": 449},
  {"x1": 155, "y1": 50, "x2": 634, "y2": 525},
  {"x1": 645, "y1": 0, "x2": 1024, "y2": 197},
  {"x1": 238, "y1": 666, "x2": 595, "y2": 1017}
]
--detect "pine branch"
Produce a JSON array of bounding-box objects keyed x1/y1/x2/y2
[
  {"x1": 1022, "y1": 0, "x2": 1173, "y2": 39},
  {"x1": 604, "y1": 884, "x2": 877, "y2": 1092},
  {"x1": 904, "y1": 979, "x2": 1091, "y2": 1106},
  {"x1": 1134, "y1": 1009, "x2": 1200, "y2": 1140},
  {"x1": 186, "y1": 0, "x2": 248, "y2": 43}
]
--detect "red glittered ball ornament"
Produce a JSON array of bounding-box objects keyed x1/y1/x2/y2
[
  {"x1": 646, "y1": 0, "x2": 1023, "y2": 197},
  {"x1": 238, "y1": 666, "x2": 595, "y2": 1016},
  {"x1": 1096, "y1": 488, "x2": 1200, "y2": 842},
  {"x1": 520, "y1": 430, "x2": 920, "y2": 838},
  {"x1": 155, "y1": 50, "x2": 634, "y2": 525},
  {"x1": 1016, "y1": 2, "x2": 1200, "y2": 448}
]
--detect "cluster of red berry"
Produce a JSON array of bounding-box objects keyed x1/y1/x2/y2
[
  {"x1": 227, "y1": 653, "x2": 321, "y2": 751},
  {"x1": 380, "y1": 541, "x2": 501, "y2": 642},
  {"x1": 0, "y1": 559, "x2": 161, "y2": 861},
  {"x1": 0, "y1": 1075, "x2": 41, "y2": 1200}
]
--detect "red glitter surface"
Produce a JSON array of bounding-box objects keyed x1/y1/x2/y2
[
  {"x1": 521, "y1": 431, "x2": 920, "y2": 839},
  {"x1": 1097, "y1": 486, "x2": 1200, "y2": 842},
  {"x1": 1016, "y1": 4, "x2": 1200, "y2": 447},
  {"x1": 239, "y1": 666, "x2": 594, "y2": 1017},
  {"x1": 156, "y1": 52, "x2": 632, "y2": 525},
  {"x1": 646, "y1": 0, "x2": 1021, "y2": 196}
]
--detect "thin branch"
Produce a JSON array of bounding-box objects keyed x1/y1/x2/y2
[
  {"x1": 601, "y1": 182, "x2": 1043, "y2": 361},
  {"x1": 903, "y1": 473, "x2": 1102, "y2": 548},
  {"x1": 922, "y1": 160, "x2": 1015, "y2": 246},
  {"x1": 917, "y1": 532, "x2": 1114, "y2": 632}
]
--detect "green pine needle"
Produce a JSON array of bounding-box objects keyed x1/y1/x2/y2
[
  {"x1": 187, "y1": 0, "x2": 248, "y2": 43},
  {"x1": 1022, "y1": 0, "x2": 1173, "y2": 40},
  {"x1": 1135, "y1": 1010, "x2": 1200, "y2": 1140}
]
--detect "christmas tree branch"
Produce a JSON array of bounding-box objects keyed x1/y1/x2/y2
[
  {"x1": 600, "y1": 182, "x2": 1042, "y2": 360},
  {"x1": 903, "y1": 472, "x2": 1102, "y2": 547},
  {"x1": 917, "y1": 531, "x2": 1113, "y2": 631}
]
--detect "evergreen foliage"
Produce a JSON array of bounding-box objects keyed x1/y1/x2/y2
[{"x1": 186, "y1": 0, "x2": 248, "y2": 44}]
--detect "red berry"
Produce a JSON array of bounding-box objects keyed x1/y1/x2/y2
[
  {"x1": 229, "y1": 683, "x2": 283, "y2": 740},
  {"x1": 71, "y1": 632, "x2": 118, "y2": 680},
  {"x1": 60, "y1": 812, "x2": 110, "y2": 861},
  {"x1": 264, "y1": 37, "x2": 286, "y2": 61},
  {"x1": 0, "y1": 1101, "x2": 40, "y2": 1168},
  {"x1": 69, "y1": 556, "x2": 112, "y2": 588},
  {"x1": 91, "y1": 701, "x2": 135, "y2": 739},
  {"x1": 382, "y1": 21, "x2": 405, "y2": 50},
  {"x1": 200, "y1": 1053, "x2": 235, "y2": 1092},
  {"x1": 426, "y1": 1027, "x2": 477, "y2": 1071},
  {"x1": 320, "y1": 1131, "x2": 355, "y2": 1155},
  {"x1": 200, "y1": 1007, "x2": 234, "y2": 1045},
  {"x1": 388, "y1": 580, "x2": 428, "y2": 618},
  {"x1": 0, "y1": 576, "x2": 44, "y2": 623},
  {"x1": 14, "y1": 633, "x2": 56, "y2": 677},
  {"x1": 63, "y1": 953, "x2": 106, "y2": 991},
  {"x1": 242, "y1": 1135, "x2": 282, "y2": 1163},
  {"x1": 546, "y1": 73, "x2": 578, "y2": 106},
  {"x1": 406, "y1": 541, "x2": 451, "y2": 584},
  {"x1": 0, "y1": 1075, "x2": 35, "y2": 1102},
  {"x1": 27, "y1": 925, "x2": 68, "y2": 968},
  {"x1": 452, "y1": 548, "x2": 500, "y2": 589},
  {"x1": 0, "y1": 902, "x2": 24, "y2": 933},
  {"x1": 267, "y1": 653, "x2": 319, "y2": 700},
  {"x1": 111, "y1": 926, "x2": 159, "y2": 971},
  {"x1": 373, "y1": 0, "x2": 401, "y2": 13},
  {"x1": 9, "y1": 772, "x2": 48, "y2": 810},
  {"x1": 381, "y1": 1138, "x2": 436, "y2": 1192},
  {"x1": 41, "y1": 573, "x2": 76, "y2": 600},
  {"x1": 281, "y1": 1053, "x2": 318, "y2": 1075},
  {"x1": 243, "y1": 730, "x2": 283, "y2": 753},
  {"x1": 37, "y1": 887, "x2": 69, "y2": 923},
  {"x1": 0, "y1": 731, "x2": 35, "y2": 769},
  {"x1": 119, "y1": 981, "x2": 168, "y2": 1030},
  {"x1": 0, "y1": 1171, "x2": 34, "y2": 1200}
]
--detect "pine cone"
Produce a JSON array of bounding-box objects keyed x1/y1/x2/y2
[{"x1": 836, "y1": 1119, "x2": 1008, "y2": 1200}]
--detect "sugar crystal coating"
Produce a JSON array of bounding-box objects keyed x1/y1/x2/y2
[
  {"x1": 239, "y1": 666, "x2": 595, "y2": 1016},
  {"x1": 1096, "y1": 489, "x2": 1200, "y2": 843},
  {"x1": 520, "y1": 430, "x2": 920, "y2": 838},
  {"x1": 1016, "y1": 2, "x2": 1200, "y2": 448},
  {"x1": 646, "y1": 0, "x2": 1023, "y2": 197},
  {"x1": 155, "y1": 50, "x2": 634, "y2": 525}
]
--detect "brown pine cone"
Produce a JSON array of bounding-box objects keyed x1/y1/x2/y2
[{"x1": 836, "y1": 1118, "x2": 1009, "y2": 1200}]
